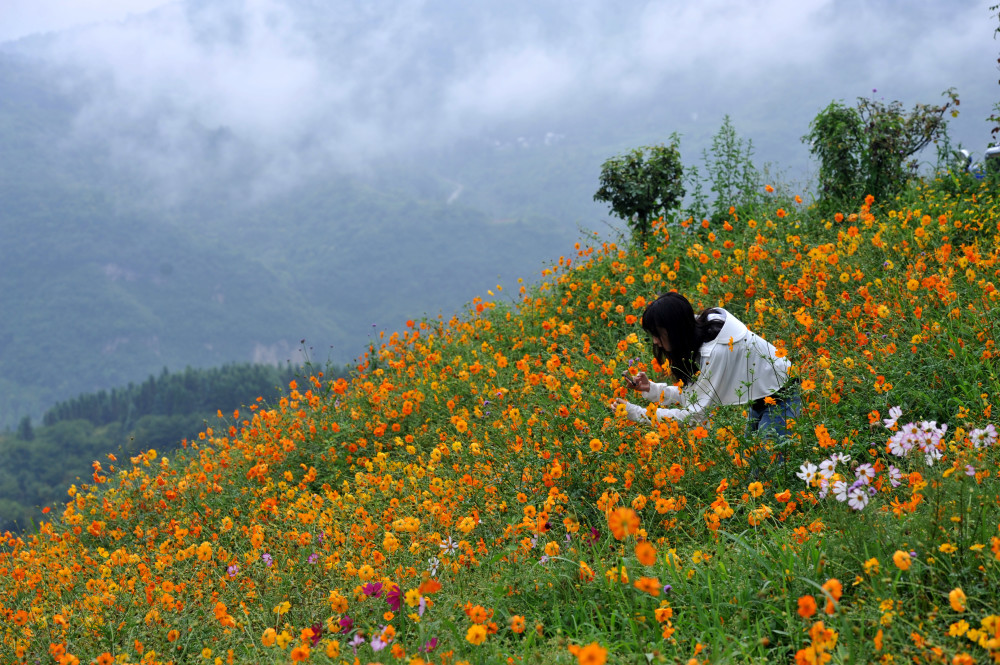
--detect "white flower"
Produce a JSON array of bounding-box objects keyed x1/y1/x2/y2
[
  {"x1": 847, "y1": 485, "x2": 870, "y2": 511},
  {"x1": 855, "y1": 463, "x2": 875, "y2": 484},
  {"x1": 819, "y1": 459, "x2": 838, "y2": 478},
  {"x1": 888, "y1": 431, "x2": 913, "y2": 457},
  {"x1": 970, "y1": 425, "x2": 998, "y2": 448},
  {"x1": 427, "y1": 556, "x2": 440, "y2": 576},
  {"x1": 830, "y1": 452, "x2": 851, "y2": 464},
  {"x1": 797, "y1": 462, "x2": 821, "y2": 486},
  {"x1": 832, "y1": 480, "x2": 848, "y2": 502},
  {"x1": 887, "y1": 465, "x2": 902, "y2": 488},
  {"x1": 883, "y1": 406, "x2": 903, "y2": 428},
  {"x1": 440, "y1": 536, "x2": 458, "y2": 555}
]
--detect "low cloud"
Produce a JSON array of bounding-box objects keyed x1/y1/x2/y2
[{"x1": 9, "y1": 0, "x2": 997, "y2": 202}]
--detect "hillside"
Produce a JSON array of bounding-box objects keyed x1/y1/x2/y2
[{"x1": 1, "y1": 170, "x2": 998, "y2": 663}]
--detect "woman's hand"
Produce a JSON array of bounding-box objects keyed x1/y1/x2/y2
[
  {"x1": 609, "y1": 397, "x2": 628, "y2": 413},
  {"x1": 622, "y1": 370, "x2": 650, "y2": 393}
]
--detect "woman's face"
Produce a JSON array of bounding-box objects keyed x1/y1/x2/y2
[{"x1": 651, "y1": 329, "x2": 672, "y2": 353}]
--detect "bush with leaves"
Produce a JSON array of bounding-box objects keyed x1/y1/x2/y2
[
  {"x1": 594, "y1": 137, "x2": 685, "y2": 238},
  {"x1": 804, "y1": 90, "x2": 958, "y2": 210}
]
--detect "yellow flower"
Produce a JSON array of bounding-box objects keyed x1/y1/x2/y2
[
  {"x1": 273, "y1": 601, "x2": 291, "y2": 615},
  {"x1": 747, "y1": 481, "x2": 764, "y2": 498},
  {"x1": 457, "y1": 516, "x2": 477, "y2": 534},
  {"x1": 466, "y1": 624, "x2": 488, "y2": 645}
]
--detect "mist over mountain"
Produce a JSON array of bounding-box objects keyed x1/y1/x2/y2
[{"x1": 1, "y1": 0, "x2": 997, "y2": 429}]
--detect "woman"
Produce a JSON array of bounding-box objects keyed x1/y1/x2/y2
[{"x1": 614, "y1": 292, "x2": 798, "y2": 437}]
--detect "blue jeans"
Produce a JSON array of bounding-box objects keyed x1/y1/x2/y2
[{"x1": 747, "y1": 389, "x2": 801, "y2": 441}]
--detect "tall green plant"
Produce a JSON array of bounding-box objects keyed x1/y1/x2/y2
[{"x1": 703, "y1": 114, "x2": 763, "y2": 223}]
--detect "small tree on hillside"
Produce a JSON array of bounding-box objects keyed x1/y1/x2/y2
[
  {"x1": 804, "y1": 90, "x2": 959, "y2": 210},
  {"x1": 594, "y1": 138, "x2": 685, "y2": 238}
]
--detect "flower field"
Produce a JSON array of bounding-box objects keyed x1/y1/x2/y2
[{"x1": 2, "y1": 178, "x2": 1000, "y2": 664}]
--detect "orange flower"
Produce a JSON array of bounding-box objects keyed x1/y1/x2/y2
[
  {"x1": 466, "y1": 604, "x2": 490, "y2": 624},
  {"x1": 290, "y1": 645, "x2": 310, "y2": 662},
  {"x1": 892, "y1": 550, "x2": 912, "y2": 570},
  {"x1": 949, "y1": 587, "x2": 967, "y2": 612},
  {"x1": 608, "y1": 507, "x2": 640, "y2": 540},
  {"x1": 797, "y1": 595, "x2": 817, "y2": 618},
  {"x1": 510, "y1": 615, "x2": 526, "y2": 634},
  {"x1": 635, "y1": 541, "x2": 657, "y2": 566},
  {"x1": 576, "y1": 642, "x2": 608, "y2": 665},
  {"x1": 822, "y1": 579, "x2": 842, "y2": 614},
  {"x1": 634, "y1": 576, "x2": 661, "y2": 596}
]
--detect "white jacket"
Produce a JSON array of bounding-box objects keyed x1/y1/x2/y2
[{"x1": 624, "y1": 309, "x2": 790, "y2": 424}]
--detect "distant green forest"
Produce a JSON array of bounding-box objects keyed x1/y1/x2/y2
[{"x1": 0, "y1": 362, "x2": 346, "y2": 533}]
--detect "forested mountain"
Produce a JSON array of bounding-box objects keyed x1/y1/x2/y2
[{"x1": 0, "y1": 362, "x2": 324, "y2": 532}]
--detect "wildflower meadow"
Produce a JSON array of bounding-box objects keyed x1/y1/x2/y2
[{"x1": 2, "y1": 174, "x2": 999, "y2": 664}]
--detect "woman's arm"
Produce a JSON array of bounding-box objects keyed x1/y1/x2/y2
[{"x1": 643, "y1": 381, "x2": 681, "y2": 405}]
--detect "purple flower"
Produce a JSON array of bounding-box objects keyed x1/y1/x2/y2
[
  {"x1": 371, "y1": 634, "x2": 387, "y2": 652},
  {"x1": 362, "y1": 582, "x2": 383, "y2": 598},
  {"x1": 310, "y1": 622, "x2": 323, "y2": 647},
  {"x1": 420, "y1": 637, "x2": 439, "y2": 653},
  {"x1": 663, "y1": 584, "x2": 672, "y2": 594},
  {"x1": 261, "y1": 553, "x2": 273, "y2": 567},
  {"x1": 385, "y1": 586, "x2": 401, "y2": 611},
  {"x1": 339, "y1": 615, "x2": 354, "y2": 632},
  {"x1": 227, "y1": 564, "x2": 239, "y2": 577},
  {"x1": 308, "y1": 553, "x2": 319, "y2": 564}
]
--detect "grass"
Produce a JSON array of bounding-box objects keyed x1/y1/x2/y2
[{"x1": 1, "y1": 173, "x2": 999, "y2": 665}]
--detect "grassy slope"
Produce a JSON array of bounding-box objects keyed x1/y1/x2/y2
[{"x1": 1, "y1": 175, "x2": 999, "y2": 664}]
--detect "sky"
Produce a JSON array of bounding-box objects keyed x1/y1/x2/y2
[
  {"x1": 2, "y1": 0, "x2": 998, "y2": 203},
  {"x1": 0, "y1": 0, "x2": 167, "y2": 42}
]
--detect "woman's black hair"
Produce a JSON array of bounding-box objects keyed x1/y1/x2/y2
[{"x1": 641, "y1": 292, "x2": 723, "y2": 384}]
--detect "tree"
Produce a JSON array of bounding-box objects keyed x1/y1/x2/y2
[
  {"x1": 16, "y1": 415, "x2": 33, "y2": 441},
  {"x1": 804, "y1": 90, "x2": 958, "y2": 210},
  {"x1": 594, "y1": 138, "x2": 685, "y2": 238}
]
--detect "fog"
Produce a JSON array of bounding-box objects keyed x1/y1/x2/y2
[{"x1": 4, "y1": 0, "x2": 997, "y2": 203}]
